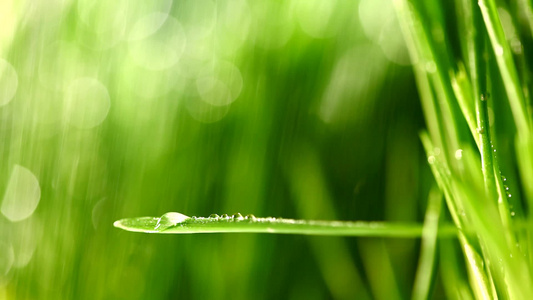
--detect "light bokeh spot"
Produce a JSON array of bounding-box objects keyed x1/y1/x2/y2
[
  {"x1": 196, "y1": 61, "x2": 243, "y2": 106},
  {"x1": 77, "y1": 0, "x2": 173, "y2": 38},
  {"x1": 295, "y1": 0, "x2": 347, "y2": 38},
  {"x1": 186, "y1": 97, "x2": 231, "y2": 123},
  {"x1": 0, "y1": 0, "x2": 17, "y2": 52},
  {"x1": 65, "y1": 78, "x2": 111, "y2": 129},
  {"x1": 359, "y1": 0, "x2": 393, "y2": 40},
  {"x1": 196, "y1": 77, "x2": 232, "y2": 107},
  {"x1": 129, "y1": 14, "x2": 187, "y2": 70},
  {"x1": 359, "y1": 0, "x2": 411, "y2": 65},
  {"x1": 0, "y1": 242, "x2": 14, "y2": 276},
  {"x1": 122, "y1": 63, "x2": 183, "y2": 99},
  {"x1": 215, "y1": 0, "x2": 251, "y2": 55},
  {"x1": 249, "y1": 1, "x2": 294, "y2": 49},
  {"x1": 175, "y1": 0, "x2": 216, "y2": 41},
  {"x1": 38, "y1": 41, "x2": 93, "y2": 91},
  {"x1": 1, "y1": 165, "x2": 41, "y2": 222},
  {"x1": 0, "y1": 59, "x2": 18, "y2": 106},
  {"x1": 128, "y1": 12, "x2": 170, "y2": 42},
  {"x1": 320, "y1": 44, "x2": 388, "y2": 124},
  {"x1": 10, "y1": 217, "x2": 42, "y2": 268}
]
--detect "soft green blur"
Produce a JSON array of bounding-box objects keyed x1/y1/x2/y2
[{"x1": 0, "y1": 0, "x2": 425, "y2": 299}]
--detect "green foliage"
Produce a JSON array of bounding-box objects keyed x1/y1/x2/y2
[
  {"x1": 118, "y1": 0, "x2": 533, "y2": 298},
  {"x1": 3, "y1": 0, "x2": 533, "y2": 299},
  {"x1": 395, "y1": 0, "x2": 533, "y2": 298},
  {"x1": 0, "y1": 1, "x2": 422, "y2": 299}
]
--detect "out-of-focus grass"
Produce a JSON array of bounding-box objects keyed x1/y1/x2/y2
[{"x1": 0, "y1": 0, "x2": 427, "y2": 299}]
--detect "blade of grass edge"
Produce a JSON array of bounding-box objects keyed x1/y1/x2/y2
[{"x1": 412, "y1": 187, "x2": 443, "y2": 300}]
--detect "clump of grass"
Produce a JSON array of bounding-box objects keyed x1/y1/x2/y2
[
  {"x1": 114, "y1": 0, "x2": 533, "y2": 298},
  {"x1": 394, "y1": 0, "x2": 533, "y2": 298}
]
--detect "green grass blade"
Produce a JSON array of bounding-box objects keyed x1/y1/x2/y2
[
  {"x1": 287, "y1": 147, "x2": 372, "y2": 299},
  {"x1": 412, "y1": 187, "x2": 443, "y2": 300},
  {"x1": 114, "y1": 212, "x2": 458, "y2": 238},
  {"x1": 518, "y1": 0, "x2": 533, "y2": 37},
  {"x1": 451, "y1": 67, "x2": 480, "y2": 149},
  {"x1": 478, "y1": 0, "x2": 531, "y2": 137},
  {"x1": 393, "y1": 0, "x2": 462, "y2": 157},
  {"x1": 440, "y1": 239, "x2": 475, "y2": 300},
  {"x1": 461, "y1": 239, "x2": 496, "y2": 300},
  {"x1": 451, "y1": 178, "x2": 533, "y2": 299},
  {"x1": 360, "y1": 240, "x2": 403, "y2": 300},
  {"x1": 420, "y1": 132, "x2": 498, "y2": 299},
  {"x1": 393, "y1": 0, "x2": 444, "y2": 151}
]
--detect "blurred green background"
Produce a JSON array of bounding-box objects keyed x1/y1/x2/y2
[{"x1": 0, "y1": 0, "x2": 432, "y2": 299}]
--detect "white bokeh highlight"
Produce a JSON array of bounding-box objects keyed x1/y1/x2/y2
[
  {"x1": 196, "y1": 61, "x2": 243, "y2": 106},
  {"x1": 1, "y1": 165, "x2": 41, "y2": 222},
  {"x1": 65, "y1": 78, "x2": 111, "y2": 129},
  {"x1": 129, "y1": 14, "x2": 187, "y2": 70},
  {"x1": 0, "y1": 58, "x2": 18, "y2": 106}
]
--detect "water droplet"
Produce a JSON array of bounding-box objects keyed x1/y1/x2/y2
[
  {"x1": 434, "y1": 147, "x2": 441, "y2": 156},
  {"x1": 154, "y1": 212, "x2": 189, "y2": 231},
  {"x1": 455, "y1": 149, "x2": 463, "y2": 160},
  {"x1": 477, "y1": 127, "x2": 485, "y2": 134},
  {"x1": 245, "y1": 214, "x2": 256, "y2": 221},
  {"x1": 481, "y1": 94, "x2": 487, "y2": 101},
  {"x1": 508, "y1": 193, "x2": 512, "y2": 198},
  {"x1": 209, "y1": 214, "x2": 220, "y2": 219},
  {"x1": 511, "y1": 211, "x2": 516, "y2": 217},
  {"x1": 221, "y1": 214, "x2": 230, "y2": 219},
  {"x1": 428, "y1": 156, "x2": 436, "y2": 164},
  {"x1": 502, "y1": 176, "x2": 507, "y2": 182},
  {"x1": 232, "y1": 213, "x2": 244, "y2": 221},
  {"x1": 504, "y1": 185, "x2": 510, "y2": 191}
]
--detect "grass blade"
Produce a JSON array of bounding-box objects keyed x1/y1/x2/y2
[
  {"x1": 114, "y1": 212, "x2": 458, "y2": 238},
  {"x1": 478, "y1": 0, "x2": 531, "y2": 136},
  {"x1": 440, "y1": 239, "x2": 475, "y2": 300},
  {"x1": 412, "y1": 187, "x2": 443, "y2": 300}
]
